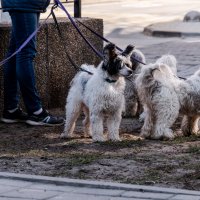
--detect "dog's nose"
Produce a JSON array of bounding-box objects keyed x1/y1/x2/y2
[{"x1": 128, "y1": 70, "x2": 133, "y2": 75}]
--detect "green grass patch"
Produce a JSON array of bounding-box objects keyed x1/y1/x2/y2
[
  {"x1": 99, "y1": 139, "x2": 144, "y2": 148},
  {"x1": 67, "y1": 154, "x2": 101, "y2": 167},
  {"x1": 123, "y1": 168, "x2": 163, "y2": 185},
  {"x1": 163, "y1": 135, "x2": 200, "y2": 144},
  {"x1": 185, "y1": 145, "x2": 200, "y2": 154}
]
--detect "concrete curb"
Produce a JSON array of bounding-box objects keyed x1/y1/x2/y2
[
  {"x1": 144, "y1": 27, "x2": 182, "y2": 37},
  {"x1": 143, "y1": 20, "x2": 200, "y2": 37},
  {"x1": 0, "y1": 172, "x2": 200, "y2": 196}
]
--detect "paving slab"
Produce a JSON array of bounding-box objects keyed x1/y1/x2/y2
[{"x1": 0, "y1": 172, "x2": 200, "y2": 200}]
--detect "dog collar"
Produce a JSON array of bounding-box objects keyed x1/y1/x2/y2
[{"x1": 105, "y1": 78, "x2": 117, "y2": 83}]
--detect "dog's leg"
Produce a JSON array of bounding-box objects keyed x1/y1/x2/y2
[
  {"x1": 126, "y1": 98, "x2": 139, "y2": 117},
  {"x1": 131, "y1": 99, "x2": 139, "y2": 117},
  {"x1": 181, "y1": 115, "x2": 190, "y2": 136},
  {"x1": 61, "y1": 101, "x2": 82, "y2": 138},
  {"x1": 152, "y1": 125, "x2": 174, "y2": 140},
  {"x1": 139, "y1": 104, "x2": 147, "y2": 122},
  {"x1": 90, "y1": 113, "x2": 105, "y2": 142},
  {"x1": 140, "y1": 107, "x2": 152, "y2": 138},
  {"x1": 151, "y1": 106, "x2": 178, "y2": 140},
  {"x1": 107, "y1": 111, "x2": 122, "y2": 141},
  {"x1": 191, "y1": 116, "x2": 200, "y2": 135},
  {"x1": 82, "y1": 105, "x2": 92, "y2": 137},
  {"x1": 181, "y1": 115, "x2": 200, "y2": 136}
]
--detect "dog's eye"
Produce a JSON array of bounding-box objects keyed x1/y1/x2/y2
[
  {"x1": 114, "y1": 58, "x2": 122, "y2": 67},
  {"x1": 118, "y1": 61, "x2": 123, "y2": 69},
  {"x1": 126, "y1": 63, "x2": 131, "y2": 68}
]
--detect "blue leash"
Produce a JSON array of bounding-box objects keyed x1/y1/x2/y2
[
  {"x1": 0, "y1": 1, "x2": 104, "y2": 66},
  {"x1": 54, "y1": 0, "x2": 146, "y2": 65},
  {"x1": 54, "y1": 0, "x2": 104, "y2": 59},
  {"x1": 76, "y1": 19, "x2": 146, "y2": 65},
  {"x1": 51, "y1": 4, "x2": 93, "y2": 75},
  {"x1": 0, "y1": 1, "x2": 146, "y2": 67}
]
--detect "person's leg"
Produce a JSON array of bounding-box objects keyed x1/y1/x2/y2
[
  {"x1": 3, "y1": 28, "x2": 19, "y2": 111},
  {"x1": 2, "y1": 13, "x2": 28, "y2": 123},
  {"x1": 2, "y1": 11, "x2": 64, "y2": 125},
  {"x1": 10, "y1": 12, "x2": 42, "y2": 114}
]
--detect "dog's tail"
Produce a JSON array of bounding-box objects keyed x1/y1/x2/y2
[
  {"x1": 136, "y1": 63, "x2": 174, "y2": 89},
  {"x1": 80, "y1": 64, "x2": 96, "y2": 75},
  {"x1": 69, "y1": 64, "x2": 96, "y2": 92},
  {"x1": 156, "y1": 54, "x2": 177, "y2": 75}
]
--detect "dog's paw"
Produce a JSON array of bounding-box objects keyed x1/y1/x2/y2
[
  {"x1": 191, "y1": 126, "x2": 200, "y2": 136},
  {"x1": 92, "y1": 136, "x2": 106, "y2": 142},
  {"x1": 191, "y1": 130, "x2": 200, "y2": 136},
  {"x1": 140, "y1": 131, "x2": 150, "y2": 139},
  {"x1": 182, "y1": 127, "x2": 191, "y2": 137},
  {"x1": 109, "y1": 138, "x2": 122, "y2": 142},
  {"x1": 151, "y1": 131, "x2": 174, "y2": 140},
  {"x1": 108, "y1": 135, "x2": 121, "y2": 142},
  {"x1": 163, "y1": 131, "x2": 175, "y2": 140},
  {"x1": 84, "y1": 131, "x2": 92, "y2": 137},
  {"x1": 150, "y1": 134, "x2": 163, "y2": 140},
  {"x1": 60, "y1": 132, "x2": 72, "y2": 139},
  {"x1": 83, "y1": 133, "x2": 92, "y2": 138}
]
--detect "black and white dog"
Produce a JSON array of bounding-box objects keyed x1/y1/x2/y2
[{"x1": 61, "y1": 44, "x2": 134, "y2": 142}]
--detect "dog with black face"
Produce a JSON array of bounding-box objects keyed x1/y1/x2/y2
[{"x1": 61, "y1": 43, "x2": 133, "y2": 142}]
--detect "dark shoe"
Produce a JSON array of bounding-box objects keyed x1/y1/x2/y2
[
  {"x1": 26, "y1": 109, "x2": 64, "y2": 126},
  {"x1": 1, "y1": 108, "x2": 28, "y2": 123}
]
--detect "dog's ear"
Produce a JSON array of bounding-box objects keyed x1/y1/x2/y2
[
  {"x1": 103, "y1": 43, "x2": 117, "y2": 60},
  {"x1": 159, "y1": 64, "x2": 174, "y2": 75},
  {"x1": 151, "y1": 67, "x2": 161, "y2": 79},
  {"x1": 151, "y1": 64, "x2": 170, "y2": 82},
  {"x1": 122, "y1": 45, "x2": 135, "y2": 57}
]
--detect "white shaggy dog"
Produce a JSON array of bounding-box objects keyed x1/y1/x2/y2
[
  {"x1": 155, "y1": 54, "x2": 177, "y2": 75},
  {"x1": 179, "y1": 70, "x2": 200, "y2": 136},
  {"x1": 150, "y1": 66, "x2": 200, "y2": 138},
  {"x1": 135, "y1": 55, "x2": 178, "y2": 139},
  {"x1": 61, "y1": 44, "x2": 134, "y2": 142},
  {"x1": 138, "y1": 55, "x2": 177, "y2": 123}
]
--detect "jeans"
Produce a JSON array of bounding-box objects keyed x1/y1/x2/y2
[{"x1": 3, "y1": 11, "x2": 42, "y2": 114}]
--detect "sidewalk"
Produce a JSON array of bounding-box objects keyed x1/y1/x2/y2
[{"x1": 0, "y1": 172, "x2": 200, "y2": 200}]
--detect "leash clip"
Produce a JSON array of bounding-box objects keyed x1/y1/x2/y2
[{"x1": 52, "y1": 1, "x2": 59, "y2": 9}]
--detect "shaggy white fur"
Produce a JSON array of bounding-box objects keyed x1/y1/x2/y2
[
  {"x1": 172, "y1": 70, "x2": 200, "y2": 136},
  {"x1": 138, "y1": 55, "x2": 178, "y2": 123},
  {"x1": 61, "y1": 44, "x2": 134, "y2": 142},
  {"x1": 124, "y1": 48, "x2": 146, "y2": 117},
  {"x1": 155, "y1": 54, "x2": 177, "y2": 75},
  {"x1": 135, "y1": 55, "x2": 179, "y2": 140},
  {"x1": 153, "y1": 66, "x2": 200, "y2": 138}
]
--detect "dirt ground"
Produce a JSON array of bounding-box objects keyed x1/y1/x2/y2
[{"x1": 0, "y1": 109, "x2": 199, "y2": 191}]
